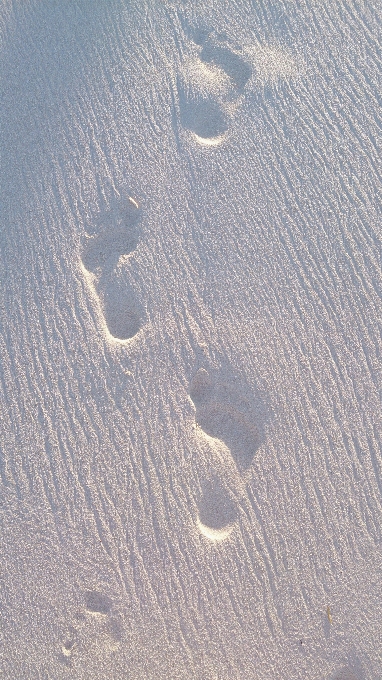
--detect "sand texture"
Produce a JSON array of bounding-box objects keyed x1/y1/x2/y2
[{"x1": 0, "y1": 1, "x2": 381, "y2": 678}]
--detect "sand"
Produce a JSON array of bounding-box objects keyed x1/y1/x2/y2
[{"x1": 1, "y1": 1, "x2": 381, "y2": 678}]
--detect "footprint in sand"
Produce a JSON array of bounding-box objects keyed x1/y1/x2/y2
[
  {"x1": 178, "y1": 32, "x2": 252, "y2": 146},
  {"x1": 178, "y1": 28, "x2": 300, "y2": 146},
  {"x1": 190, "y1": 367, "x2": 263, "y2": 541},
  {"x1": 81, "y1": 194, "x2": 142, "y2": 341},
  {"x1": 59, "y1": 590, "x2": 123, "y2": 666},
  {"x1": 190, "y1": 368, "x2": 261, "y2": 473}
]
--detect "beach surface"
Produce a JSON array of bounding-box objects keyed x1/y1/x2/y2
[{"x1": 1, "y1": 1, "x2": 381, "y2": 678}]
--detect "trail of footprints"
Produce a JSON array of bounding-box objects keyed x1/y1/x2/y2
[
  {"x1": 73, "y1": 29, "x2": 362, "y2": 680},
  {"x1": 179, "y1": 30, "x2": 295, "y2": 538},
  {"x1": 80, "y1": 29, "x2": 295, "y2": 540}
]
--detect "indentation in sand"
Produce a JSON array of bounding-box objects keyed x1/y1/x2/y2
[
  {"x1": 178, "y1": 33, "x2": 252, "y2": 145},
  {"x1": 81, "y1": 194, "x2": 142, "y2": 342},
  {"x1": 84, "y1": 590, "x2": 112, "y2": 615},
  {"x1": 59, "y1": 589, "x2": 122, "y2": 665},
  {"x1": 190, "y1": 368, "x2": 261, "y2": 472},
  {"x1": 178, "y1": 88, "x2": 230, "y2": 142},
  {"x1": 197, "y1": 480, "x2": 237, "y2": 541},
  {"x1": 200, "y1": 41, "x2": 252, "y2": 92}
]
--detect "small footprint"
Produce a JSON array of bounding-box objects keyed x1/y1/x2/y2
[
  {"x1": 178, "y1": 32, "x2": 252, "y2": 145},
  {"x1": 59, "y1": 590, "x2": 123, "y2": 665},
  {"x1": 190, "y1": 368, "x2": 261, "y2": 473},
  {"x1": 81, "y1": 194, "x2": 142, "y2": 341}
]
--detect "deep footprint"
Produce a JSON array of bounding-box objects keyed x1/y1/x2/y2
[
  {"x1": 100, "y1": 276, "x2": 142, "y2": 341},
  {"x1": 197, "y1": 480, "x2": 237, "y2": 541},
  {"x1": 190, "y1": 368, "x2": 261, "y2": 473},
  {"x1": 81, "y1": 195, "x2": 142, "y2": 341}
]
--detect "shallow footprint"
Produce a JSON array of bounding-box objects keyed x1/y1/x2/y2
[
  {"x1": 197, "y1": 479, "x2": 237, "y2": 541},
  {"x1": 84, "y1": 590, "x2": 112, "y2": 615},
  {"x1": 82, "y1": 196, "x2": 140, "y2": 274},
  {"x1": 59, "y1": 590, "x2": 122, "y2": 665},
  {"x1": 81, "y1": 194, "x2": 142, "y2": 342},
  {"x1": 190, "y1": 368, "x2": 262, "y2": 473}
]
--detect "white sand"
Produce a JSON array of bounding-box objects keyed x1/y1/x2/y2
[{"x1": 1, "y1": 1, "x2": 381, "y2": 678}]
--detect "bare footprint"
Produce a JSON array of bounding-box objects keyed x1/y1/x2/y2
[
  {"x1": 101, "y1": 275, "x2": 142, "y2": 341},
  {"x1": 190, "y1": 367, "x2": 263, "y2": 541},
  {"x1": 59, "y1": 590, "x2": 123, "y2": 665},
  {"x1": 178, "y1": 32, "x2": 252, "y2": 145},
  {"x1": 178, "y1": 88, "x2": 230, "y2": 145},
  {"x1": 81, "y1": 194, "x2": 142, "y2": 341},
  {"x1": 190, "y1": 368, "x2": 262, "y2": 473}
]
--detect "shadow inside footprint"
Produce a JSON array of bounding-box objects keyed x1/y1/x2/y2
[
  {"x1": 178, "y1": 33, "x2": 251, "y2": 144},
  {"x1": 197, "y1": 403, "x2": 259, "y2": 470},
  {"x1": 82, "y1": 229, "x2": 139, "y2": 274},
  {"x1": 191, "y1": 368, "x2": 263, "y2": 473},
  {"x1": 198, "y1": 480, "x2": 237, "y2": 541},
  {"x1": 200, "y1": 43, "x2": 252, "y2": 92},
  {"x1": 100, "y1": 277, "x2": 142, "y2": 341},
  {"x1": 179, "y1": 90, "x2": 229, "y2": 141},
  {"x1": 85, "y1": 590, "x2": 112, "y2": 615}
]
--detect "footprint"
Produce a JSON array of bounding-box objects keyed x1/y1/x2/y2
[
  {"x1": 178, "y1": 87, "x2": 230, "y2": 145},
  {"x1": 190, "y1": 368, "x2": 262, "y2": 473},
  {"x1": 100, "y1": 275, "x2": 142, "y2": 341},
  {"x1": 81, "y1": 194, "x2": 142, "y2": 341},
  {"x1": 178, "y1": 32, "x2": 252, "y2": 145},
  {"x1": 59, "y1": 590, "x2": 123, "y2": 665},
  {"x1": 191, "y1": 367, "x2": 263, "y2": 541},
  {"x1": 197, "y1": 479, "x2": 238, "y2": 541}
]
